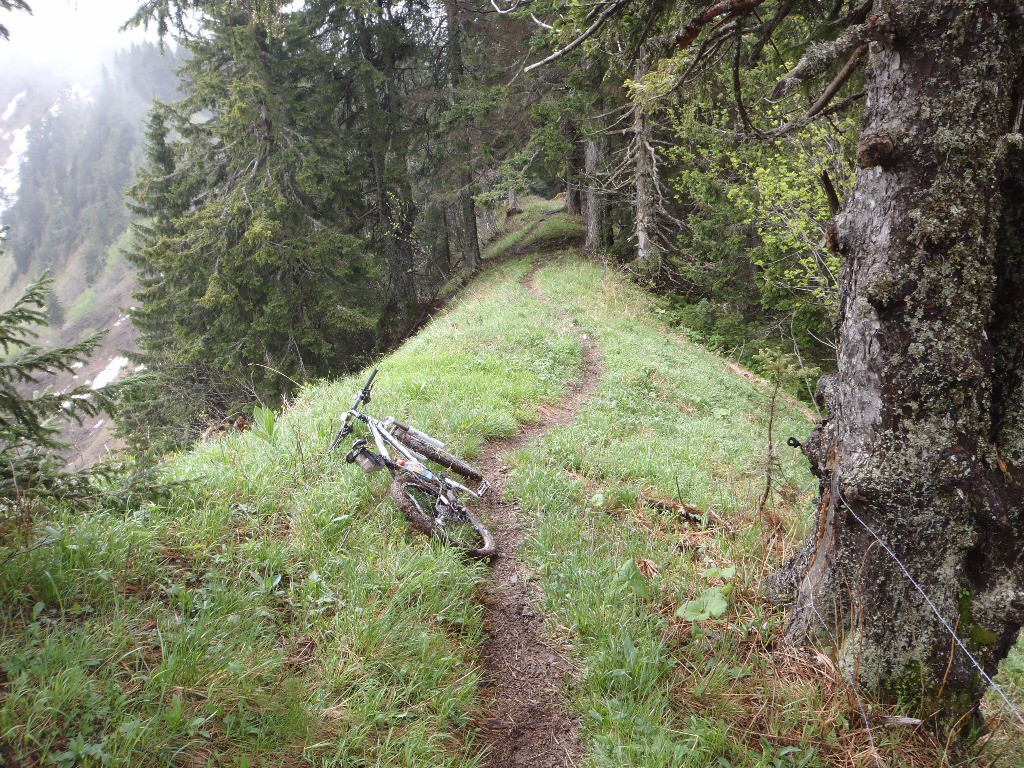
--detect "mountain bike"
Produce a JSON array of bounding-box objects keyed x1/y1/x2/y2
[{"x1": 328, "y1": 368, "x2": 496, "y2": 558}]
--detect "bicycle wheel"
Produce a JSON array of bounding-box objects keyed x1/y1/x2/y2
[
  {"x1": 389, "y1": 479, "x2": 496, "y2": 559},
  {"x1": 390, "y1": 426, "x2": 483, "y2": 482}
]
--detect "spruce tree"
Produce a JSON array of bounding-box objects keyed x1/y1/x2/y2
[{"x1": 0, "y1": 272, "x2": 115, "y2": 506}]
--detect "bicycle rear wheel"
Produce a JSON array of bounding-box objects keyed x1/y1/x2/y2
[{"x1": 390, "y1": 479, "x2": 496, "y2": 559}]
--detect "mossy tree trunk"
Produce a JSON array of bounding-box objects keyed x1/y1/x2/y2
[{"x1": 779, "y1": 0, "x2": 1024, "y2": 734}]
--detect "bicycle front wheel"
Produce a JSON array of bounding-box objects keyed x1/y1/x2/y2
[{"x1": 389, "y1": 480, "x2": 496, "y2": 559}]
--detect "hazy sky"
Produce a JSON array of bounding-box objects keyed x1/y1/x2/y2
[{"x1": 0, "y1": 0, "x2": 156, "y2": 83}]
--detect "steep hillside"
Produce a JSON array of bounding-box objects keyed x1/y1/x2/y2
[
  {"x1": 0, "y1": 74, "x2": 65, "y2": 213},
  {"x1": 0, "y1": 214, "x2": 1021, "y2": 767},
  {"x1": 0, "y1": 45, "x2": 179, "y2": 464}
]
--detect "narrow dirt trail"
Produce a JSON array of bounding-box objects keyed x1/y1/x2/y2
[{"x1": 473, "y1": 259, "x2": 602, "y2": 768}]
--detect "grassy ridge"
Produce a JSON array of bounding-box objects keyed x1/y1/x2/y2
[
  {"x1": 0, "y1": 256, "x2": 582, "y2": 767},
  {"x1": 511, "y1": 259, "x2": 1024, "y2": 767},
  {"x1": 2, "y1": 212, "x2": 1021, "y2": 766},
  {"x1": 509, "y1": 260, "x2": 835, "y2": 766},
  {"x1": 479, "y1": 197, "x2": 564, "y2": 261}
]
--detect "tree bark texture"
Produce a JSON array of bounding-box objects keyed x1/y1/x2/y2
[
  {"x1": 584, "y1": 136, "x2": 610, "y2": 253},
  {"x1": 778, "y1": 0, "x2": 1024, "y2": 730}
]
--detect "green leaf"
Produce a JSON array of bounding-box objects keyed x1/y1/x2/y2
[
  {"x1": 612, "y1": 559, "x2": 649, "y2": 598},
  {"x1": 677, "y1": 587, "x2": 729, "y2": 622},
  {"x1": 704, "y1": 565, "x2": 736, "y2": 580},
  {"x1": 252, "y1": 405, "x2": 277, "y2": 443}
]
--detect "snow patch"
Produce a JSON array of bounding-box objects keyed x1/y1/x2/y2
[
  {"x1": 93, "y1": 419, "x2": 105, "y2": 430},
  {"x1": 0, "y1": 125, "x2": 30, "y2": 214},
  {"x1": 61, "y1": 393, "x2": 92, "y2": 410},
  {"x1": 134, "y1": 364, "x2": 146, "y2": 372},
  {"x1": 1, "y1": 90, "x2": 26, "y2": 123},
  {"x1": 92, "y1": 356, "x2": 129, "y2": 390},
  {"x1": 71, "y1": 362, "x2": 84, "y2": 369}
]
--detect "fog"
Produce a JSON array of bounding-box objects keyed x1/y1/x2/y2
[{"x1": 0, "y1": 0, "x2": 155, "y2": 85}]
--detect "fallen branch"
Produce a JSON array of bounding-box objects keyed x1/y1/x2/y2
[{"x1": 642, "y1": 492, "x2": 737, "y2": 535}]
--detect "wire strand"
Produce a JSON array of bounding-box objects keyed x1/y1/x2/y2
[{"x1": 836, "y1": 490, "x2": 1024, "y2": 727}]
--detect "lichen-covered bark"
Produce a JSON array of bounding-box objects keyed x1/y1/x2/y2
[{"x1": 778, "y1": 0, "x2": 1024, "y2": 733}]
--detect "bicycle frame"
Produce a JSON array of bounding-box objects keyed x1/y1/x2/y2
[
  {"x1": 330, "y1": 370, "x2": 485, "y2": 500},
  {"x1": 365, "y1": 414, "x2": 485, "y2": 500},
  {"x1": 328, "y1": 369, "x2": 496, "y2": 558}
]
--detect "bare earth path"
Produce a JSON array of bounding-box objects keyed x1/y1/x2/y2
[{"x1": 473, "y1": 259, "x2": 602, "y2": 768}]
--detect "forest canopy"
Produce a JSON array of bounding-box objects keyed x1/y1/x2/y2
[{"x1": 118, "y1": 0, "x2": 857, "y2": 451}]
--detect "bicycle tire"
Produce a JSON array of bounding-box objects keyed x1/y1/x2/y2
[
  {"x1": 389, "y1": 479, "x2": 496, "y2": 559},
  {"x1": 391, "y1": 427, "x2": 483, "y2": 482}
]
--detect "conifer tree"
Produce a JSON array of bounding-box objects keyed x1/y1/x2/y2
[
  {"x1": 123, "y1": 4, "x2": 394, "y2": 442},
  {"x1": 0, "y1": 272, "x2": 115, "y2": 505},
  {"x1": 0, "y1": 0, "x2": 30, "y2": 41}
]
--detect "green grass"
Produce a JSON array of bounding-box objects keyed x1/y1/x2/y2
[
  {"x1": 506, "y1": 259, "x2": 1024, "y2": 767},
  {"x1": 67, "y1": 287, "x2": 98, "y2": 327},
  {"x1": 517, "y1": 211, "x2": 586, "y2": 253},
  {"x1": 0, "y1": 257, "x2": 583, "y2": 767},
  {"x1": 2, "y1": 221, "x2": 1021, "y2": 766},
  {"x1": 507, "y1": 260, "x2": 848, "y2": 767},
  {"x1": 480, "y1": 196, "x2": 565, "y2": 260}
]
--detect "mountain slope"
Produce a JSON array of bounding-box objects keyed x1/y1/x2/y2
[
  {"x1": 0, "y1": 211, "x2": 1021, "y2": 767},
  {"x1": 0, "y1": 46, "x2": 180, "y2": 466}
]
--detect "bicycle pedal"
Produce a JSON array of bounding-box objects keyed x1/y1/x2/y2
[{"x1": 477, "y1": 480, "x2": 490, "y2": 498}]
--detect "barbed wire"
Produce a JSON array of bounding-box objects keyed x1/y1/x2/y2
[{"x1": 835, "y1": 490, "x2": 1024, "y2": 727}]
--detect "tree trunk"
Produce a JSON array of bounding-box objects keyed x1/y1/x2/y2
[
  {"x1": 444, "y1": 2, "x2": 481, "y2": 273},
  {"x1": 632, "y1": 59, "x2": 658, "y2": 276},
  {"x1": 460, "y1": 176, "x2": 480, "y2": 272},
  {"x1": 774, "y1": 1, "x2": 1024, "y2": 735},
  {"x1": 584, "y1": 137, "x2": 607, "y2": 253},
  {"x1": 566, "y1": 169, "x2": 582, "y2": 215}
]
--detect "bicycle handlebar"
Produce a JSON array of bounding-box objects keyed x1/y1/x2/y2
[
  {"x1": 352, "y1": 367, "x2": 378, "y2": 409},
  {"x1": 330, "y1": 368, "x2": 379, "y2": 452},
  {"x1": 363, "y1": 367, "x2": 377, "y2": 393}
]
